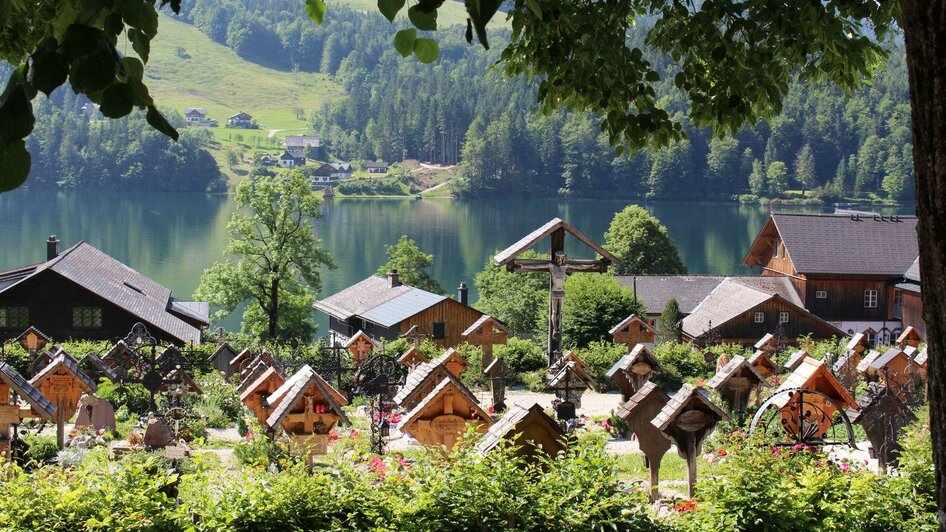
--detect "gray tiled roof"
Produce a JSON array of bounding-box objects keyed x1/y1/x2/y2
[
  {"x1": 30, "y1": 353, "x2": 97, "y2": 393},
  {"x1": 784, "y1": 350, "x2": 811, "y2": 371},
  {"x1": 265, "y1": 365, "x2": 350, "y2": 429},
  {"x1": 169, "y1": 300, "x2": 210, "y2": 325},
  {"x1": 870, "y1": 347, "x2": 907, "y2": 371},
  {"x1": 651, "y1": 384, "x2": 727, "y2": 432},
  {"x1": 707, "y1": 355, "x2": 768, "y2": 389},
  {"x1": 393, "y1": 360, "x2": 453, "y2": 406},
  {"x1": 313, "y1": 275, "x2": 446, "y2": 327},
  {"x1": 547, "y1": 361, "x2": 595, "y2": 390},
  {"x1": 767, "y1": 213, "x2": 919, "y2": 275},
  {"x1": 0, "y1": 242, "x2": 203, "y2": 344},
  {"x1": 400, "y1": 377, "x2": 488, "y2": 431},
  {"x1": 832, "y1": 349, "x2": 859, "y2": 374},
  {"x1": 614, "y1": 382, "x2": 669, "y2": 420},
  {"x1": 462, "y1": 315, "x2": 510, "y2": 337},
  {"x1": 78, "y1": 352, "x2": 117, "y2": 381},
  {"x1": 904, "y1": 257, "x2": 921, "y2": 282},
  {"x1": 238, "y1": 360, "x2": 272, "y2": 394},
  {"x1": 476, "y1": 402, "x2": 563, "y2": 454},
  {"x1": 0, "y1": 363, "x2": 56, "y2": 419},
  {"x1": 857, "y1": 350, "x2": 882, "y2": 373},
  {"x1": 614, "y1": 275, "x2": 724, "y2": 315}
]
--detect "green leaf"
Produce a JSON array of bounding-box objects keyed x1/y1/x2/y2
[
  {"x1": 525, "y1": 0, "x2": 542, "y2": 19},
  {"x1": 122, "y1": 57, "x2": 144, "y2": 80},
  {"x1": 413, "y1": 38, "x2": 439, "y2": 63},
  {"x1": 99, "y1": 82, "x2": 134, "y2": 118},
  {"x1": 0, "y1": 84, "x2": 34, "y2": 143},
  {"x1": 394, "y1": 29, "x2": 417, "y2": 58},
  {"x1": 127, "y1": 28, "x2": 150, "y2": 63},
  {"x1": 28, "y1": 50, "x2": 69, "y2": 96},
  {"x1": 122, "y1": 0, "x2": 159, "y2": 37},
  {"x1": 465, "y1": 18, "x2": 473, "y2": 43},
  {"x1": 464, "y1": 0, "x2": 501, "y2": 49},
  {"x1": 408, "y1": 6, "x2": 437, "y2": 31},
  {"x1": 378, "y1": 0, "x2": 405, "y2": 22},
  {"x1": 305, "y1": 0, "x2": 327, "y2": 25},
  {"x1": 146, "y1": 105, "x2": 179, "y2": 141},
  {"x1": 0, "y1": 140, "x2": 31, "y2": 193},
  {"x1": 70, "y1": 48, "x2": 117, "y2": 94}
]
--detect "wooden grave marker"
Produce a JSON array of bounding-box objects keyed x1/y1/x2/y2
[
  {"x1": 15, "y1": 326, "x2": 51, "y2": 354},
  {"x1": 861, "y1": 347, "x2": 921, "y2": 402},
  {"x1": 400, "y1": 377, "x2": 492, "y2": 452},
  {"x1": 229, "y1": 348, "x2": 255, "y2": 376},
  {"x1": 783, "y1": 349, "x2": 813, "y2": 372},
  {"x1": 0, "y1": 363, "x2": 57, "y2": 457},
  {"x1": 651, "y1": 384, "x2": 726, "y2": 498},
  {"x1": 476, "y1": 403, "x2": 564, "y2": 461},
  {"x1": 707, "y1": 355, "x2": 768, "y2": 419},
  {"x1": 209, "y1": 342, "x2": 240, "y2": 378},
  {"x1": 606, "y1": 344, "x2": 660, "y2": 400},
  {"x1": 897, "y1": 326, "x2": 923, "y2": 349},
  {"x1": 30, "y1": 354, "x2": 96, "y2": 448},
  {"x1": 393, "y1": 360, "x2": 456, "y2": 411},
  {"x1": 748, "y1": 350, "x2": 779, "y2": 380},
  {"x1": 484, "y1": 357, "x2": 507, "y2": 413},
  {"x1": 609, "y1": 314, "x2": 656, "y2": 352},
  {"x1": 345, "y1": 331, "x2": 377, "y2": 367},
  {"x1": 832, "y1": 349, "x2": 863, "y2": 394},
  {"x1": 754, "y1": 333, "x2": 777, "y2": 355},
  {"x1": 266, "y1": 365, "x2": 349, "y2": 462},
  {"x1": 461, "y1": 315, "x2": 510, "y2": 367},
  {"x1": 398, "y1": 346, "x2": 428, "y2": 373},
  {"x1": 434, "y1": 348, "x2": 468, "y2": 378},
  {"x1": 77, "y1": 352, "x2": 117, "y2": 383},
  {"x1": 773, "y1": 358, "x2": 858, "y2": 440},
  {"x1": 241, "y1": 366, "x2": 287, "y2": 426},
  {"x1": 614, "y1": 382, "x2": 671, "y2": 501}
]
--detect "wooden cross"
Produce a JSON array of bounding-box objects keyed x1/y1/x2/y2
[
  {"x1": 494, "y1": 219, "x2": 621, "y2": 367},
  {"x1": 462, "y1": 316, "x2": 509, "y2": 368}
]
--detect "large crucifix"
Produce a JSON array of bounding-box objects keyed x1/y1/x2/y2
[{"x1": 494, "y1": 218, "x2": 622, "y2": 367}]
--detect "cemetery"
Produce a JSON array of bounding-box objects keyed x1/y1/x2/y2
[{"x1": 0, "y1": 219, "x2": 935, "y2": 530}]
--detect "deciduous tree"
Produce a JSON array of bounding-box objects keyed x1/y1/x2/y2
[
  {"x1": 604, "y1": 205, "x2": 686, "y2": 275},
  {"x1": 375, "y1": 235, "x2": 445, "y2": 294},
  {"x1": 195, "y1": 171, "x2": 334, "y2": 340}
]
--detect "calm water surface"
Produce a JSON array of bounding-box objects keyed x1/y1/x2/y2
[{"x1": 0, "y1": 189, "x2": 912, "y2": 334}]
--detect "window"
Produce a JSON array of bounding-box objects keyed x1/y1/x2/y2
[
  {"x1": 648, "y1": 320, "x2": 656, "y2": 328},
  {"x1": 779, "y1": 311, "x2": 790, "y2": 324},
  {"x1": 72, "y1": 307, "x2": 102, "y2": 329},
  {"x1": 432, "y1": 322, "x2": 446, "y2": 339},
  {"x1": 754, "y1": 312, "x2": 765, "y2": 323},
  {"x1": 0, "y1": 307, "x2": 29, "y2": 329},
  {"x1": 894, "y1": 289, "x2": 903, "y2": 305},
  {"x1": 815, "y1": 290, "x2": 827, "y2": 299},
  {"x1": 864, "y1": 289, "x2": 878, "y2": 309},
  {"x1": 774, "y1": 239, "x2": 780, "y2": 258}
]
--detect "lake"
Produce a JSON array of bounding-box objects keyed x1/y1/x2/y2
[{"x1": 0, "y1": 189, "x2": 913, "y2": 335}]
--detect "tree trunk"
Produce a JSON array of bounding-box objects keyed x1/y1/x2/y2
[
  {"x1": 268, "y1": 278, "x2": 279, "y2": 339},
  {"x1": 900, "y1": 1, "x2": 946, "y2": 527}
]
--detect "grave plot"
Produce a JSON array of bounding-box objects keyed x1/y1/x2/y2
[{"x1": 399, "y1": 377, "x2": 492, "y2": 453}]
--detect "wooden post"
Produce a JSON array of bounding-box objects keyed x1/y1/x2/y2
[{"x1": 649, "y1": 456, "x2": 662, "y2": 501}]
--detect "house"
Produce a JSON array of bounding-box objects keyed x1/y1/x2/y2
[
  {"x1": 258, "y1": 154, "x2": 278, "y2": 167},
  {"x1": 278, "y1": 151, "x2": 306, "y2": 168},
  {"x1": 184, "y1": 108, "x2": 210, "y2": 126},
  {"x1": 226, "y1": 111, "x2": 255, "y2": 129},
  {"x1": 0, "y1": 237, "x2": 207, "y2": 345},
  {"x1": 897, "y1": 258, "x2": 924, "y2": 338},
  {"x1": 366, "y1": 161, "x2": 389, "y2": 174},
  {"x1": 743, "y1": 212, "x2": 919, "y2": 344},
  {"x1": 614, "y1": 275, "x2": 725, "y2": 327},
  {"x1": 680, "y1": 276, "x2": 846, "y2": 346},
  {"x1": 312, "y1": 163, "x2": 352, "y2": 181},
  {"x1": 284, "y1": 136, "x2": 320, "y2": 157},
  {"x1": 314, "y1": 271, "x2": 485, "y2": 348}
]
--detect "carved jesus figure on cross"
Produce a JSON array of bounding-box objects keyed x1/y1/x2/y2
[{"x1": 494, "y1": 219, "x2": 621, "y2": 368}]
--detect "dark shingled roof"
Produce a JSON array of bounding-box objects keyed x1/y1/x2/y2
[
  {"x1": 265, "y1": 365, "x2": 350, "y2": 429},
  {"x1": 78, "y1": 352, "x2": 117, "y2": 381},
  {"x1": 857, "y1": 350, "x2": 882, "y2": 373},
  {"x1": 0, "y1": 363, "x2": 56, "y2": 419},
  {"x1": 614, "y1": 275, "x2": 724, "y2": 315},
  {"x1": 707, "y1": 355, "x2": 768, "y2": 389},
  {"x1": 756, "y1": 213, "x2": 919, "y2": 275},
  {"x1": 209, "y1": 342, "x2": 238, "y2": 363},
  {"x1": 869, "y1": 347, "x2": 908, "y2": 371},
  {"x1": 547, "y1": 361, "x2": 596, "y2": 391},
  {"x1": 614, "y1": 382, "x2": 669, "y2": 420},
  {"x1": 476, "y1": 402, "x2": 563, "y2": 454},
  {"x1": 651, "y1": 384, "x2": 727, "y2": 432},
  {"x1": 0, "y1": 242, "x2": 204, "y2": 344}
]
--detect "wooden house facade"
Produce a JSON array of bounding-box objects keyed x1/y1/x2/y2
[
  {"x1": 314, "y1": 272, "x2": 485, "y2": 349},
  {"x1": 0, "y1": 239, "x2": 207, "y2": 345}
]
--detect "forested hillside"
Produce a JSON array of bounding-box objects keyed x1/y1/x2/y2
[
  {"x1": 0, "y1": 64, "x2": 225, "y2": 192},
  {"x1": 177, "y1": 0, "x2": 912, "y2": 202}
]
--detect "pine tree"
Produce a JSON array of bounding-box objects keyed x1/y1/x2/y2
[
  {"x1": 794, "y1": 144, "x2": 817, "y2": 195},
  {"x1": 656, "y1": 298, "x2": 683, "y2": 343},
  {"x1": 748, "y1": 159, "x2": 766, "y2": 196}
]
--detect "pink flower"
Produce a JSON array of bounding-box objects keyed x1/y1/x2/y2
[
  {"x1": 839, "y1": 462, "x2": 851, "y2": 473},
  {"x1": 369, "y1": 456, "x2": 388, "y2": 478}
]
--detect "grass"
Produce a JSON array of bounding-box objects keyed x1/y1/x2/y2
[
  {"x1": 329, "y1": 0, "x2": 509, "y2": 28},
  {"x1": 612, "y1": 451, "x2": 716, "y2": 483}
]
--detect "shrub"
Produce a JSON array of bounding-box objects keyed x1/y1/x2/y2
[
  {"x1": 97, "y1": 378, "x2": 151, "y2": 415},
  {"x1": 22, "y1": 435, "x2": 58, "y2": 464},
  {"x1": 652, "y1": 341, "x2": 708, "y2": 389},
  {"x1": 192, "y1": 371, "x2": 242, "y2": 428},
  {"x1": 574, "y1": 341, "x2": 627, "y2": 390},
  {"x1": 495, "y1": 337, "x2": 546, "y2": 378},
  {"x1": 520, "y1": 369, "x2": 547, "y2": 392},
  {"x1": 455, "y1": 343, "x2": 488, "y2": 390}
]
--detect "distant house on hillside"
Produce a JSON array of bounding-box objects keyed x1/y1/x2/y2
[
  {"x1": 366, "y1": 161, "x2": 389, "y2": 174},
  {"x1": 227, "y1": 111, "x2": 255, "y2": 129},
  {"x1": 258, "y1": 154, "x2": 278, "y2": 166},
  {"x1": 314, "y1": 271, "x2": 484, "y2": 349},
  {"x1": 0, "y1": 237, "x2": 207, "y2": 345},
  {"x1": 312, "y1": 163, "x2": 352, "y2": 180},
  {"x1": 279, "y1": 151, "x2": 305, "y2": 168},
  {"x1": 184, "y1": 108, "x2": 209, "y2": 125},
  {"x1": 284, "y1": 136, "x2": 320, "y2": 156}
]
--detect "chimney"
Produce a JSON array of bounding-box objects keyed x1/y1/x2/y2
[
  {"x1": 388, "y1": 269, "x2": 401, "y2": 288},
  {"x1": 457, "y1": 282, "x2": 468, "y2": 305},
  {"x1": 46, "y1": 235, "x2": 60, "y2": 260}
]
